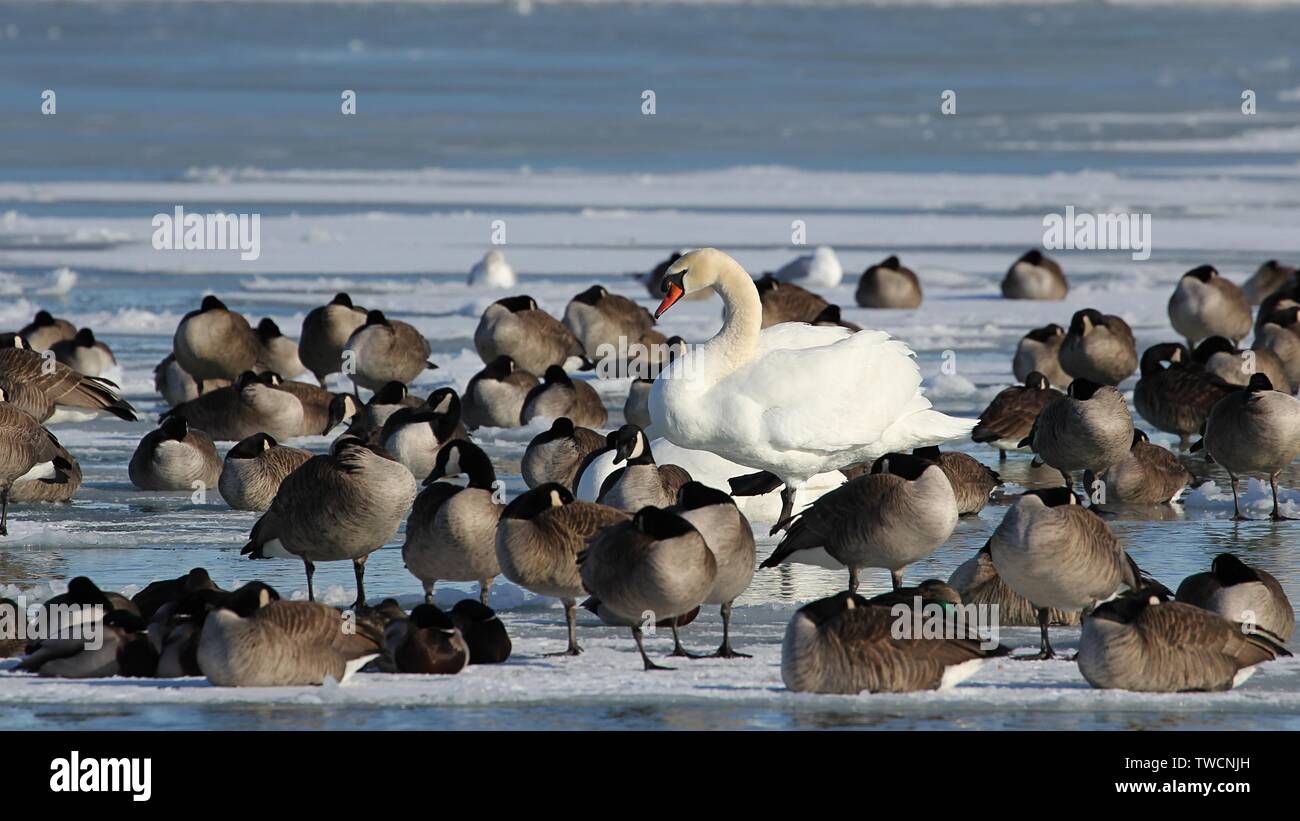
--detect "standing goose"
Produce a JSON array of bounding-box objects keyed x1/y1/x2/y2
[
  {"x1": 1023, "y1": 378, "x2": 1134, "y2": 490},
  {"x1": 1133, "y1": 342, "x2": 1234, "y2": 448},
  {"x1": 468, "y1": 248, "x2": 516, "y2": 288},
  {"x1": 760, "y1": 453, "x2": 958, "y2": 593},
  {"x1": 298, "y1": 293, "x2": 368, "y2": 386},
  {"x1": 379, "y1": 391, "x2": 466, "y2": 481},
  {"x1": 1168, "y1": 265, "x2": 1252, "y2": 348},
  {"x1": 386, "y1": 604, "x2": 470, "y2": 675},
  {"x1": 971, "y1": 372, "x2": 1063, "y2": 461},
  {"x1": 562, "y1": 284, "x2": 656, "y2": 360},
  {"x1": 595, "y1": 424, "x2": 693, "y2": 512},
  {"x1": 462, "y1": 355, "x2": 539, "y2": 430},
  {"x1": 774, "y1": 245, "x2": 843, "y2": 288},
  {"x1": 495, "y1": 483, "x2": 629, "y2": 655},
  {"x1": 578, "y1": 506, "x2": 716, "y2": 670},
  {"x1": 242, "y1": 437, "x2": 418, "y2": 608},
  {"x1": 1193, "y1": 335, "x2": 1291, "y2": 393},
  {"x1": 128, "y1": 417, "x2": 222, "y2": 492},
  {"x1": 17, "y1": 310, "x2": 76, "y2": 351},
  {"x1": 1242, "y1": 259, "x2": 1296, "y2": 305},
  {"x1": 854, "y1": 255, "x2": 923, "y2": 309},
  {"x1": 10, "y1": 440, "x2": 81, "y2": 503},
  {"x1": 50, "y1": 328, "x2": 117, "y2": 378},
  {"x1": 781, "y1": 591, "x2": 1007, "y2": 694},
  {"x1": 1078, "y1": 590, "x2": 1290, "y2": 692},
  {"x1": 912, "y1": 446, "x2": 1000, "y2": 515},
  {"x1": 0, "y1": 387, "x2": 72, "y2": 534},
  {"x1": 403, "y1": 439, "x2": 503, "y2": 606},
  {"x1": 649, "y1": 248, "x2": 974, "y2": 530},
  {"x1": 522, "y1": 416, "x2": 606, "y2": 490},
  {"x1": 218, "y1": 432, "x2": 312, "y2": 511},
  {"x1": 1059, "y1": 309, "x2": 1137, "y2": 386},
  {"x1": 254, "y1": 318, "x2": 306, "y2": 380},
  {"x1": 670, "y1": 481, "x2": 756, "y2": 658},
  {"x1": 948, "y1": 545, "x2": 1080, "y2": 627},
  {"x1": 162, "y1": 370, "x2": 305, "y2": 442},
  {"x1": 0, "y1": 334, "x2": 136, "y2": 422},
  {"x1": 756, "y1": 273, "x2": 830, "y2": 328},
  {"x1": 1084, "y1": 429, "x2": 1192, "y2": 505},
  {"x1": 1177, "y1": 553, "x2": 1295, "y2": 642},
  {"x1": 344, "y1": 310, "x2": 435, "y2": 392},
  {"x1": 154, "y1": 353, "x2": 229, "y2": 407},
  {"x1": 474, "y1": 295, "x2": 586, "y2": 376},
  {"x1": 1001, "y1": 249, "x2": 1068, "y2": 301},
  {"x1": 1253, "y1": 307, "x2": 1300, "y2": 391},
  {"x1": 449, "y1": 599, "x2": 512, "y2": 664},
  {"x1": 173, "y1": 295, "x2": 260, "y2": 389},
  {"x1": 1200, "y1": 373, "x2": 1300, "y2": 520},
  {"x1": 1013, "y1": 324, "x2": 1072, "y2": 388},
  {"x1": 521, "y1": 366, "x2": 608, "y2": 429}
]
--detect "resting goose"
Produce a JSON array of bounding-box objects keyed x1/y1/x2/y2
[
  {"x1": 1078, "y1": 589, "x2": 1290, "y2": 692},
  {"x1": 379, "y1": 394, "x2": 466, "y2": 481},
  {"x1": 756, "y1": 273, "x2": 830, "y2": 327},
  {"x1": 1001, "y1": 249, "x2": 1067, "y2": 300},
  {"x1": 1200, "y1": 373, "x2": 1300, "y2": 520},
  {"x1": 22, "y1": 610, "x2": 156, "y2": 679},
  {"x1": 468, "y1": 249, "x2": 516, "y2": 288},
  {"x1": 132, "y1": 566, "x2": 220, "y2": 621},
  {"x1": 1059, "y1": 309, "x2": 1137, "y2": 386},
  {"x1": 274, "y1": 379, "x2": 354, "y2": 437},
  {"x1": 522, "y1": 416, "x2": 606, "y2": 490},
  {"x1": 563, "y1": 284, "x2": 656, "y2": 360},
  {"x1": 463, "y1": 355, "x2": 539, "y2": 430},
  {"x1": 50, "y1": 328, "x2": 117, "y2": 378},
  {"x1": 1177, "y1": 553, "x2": 1294, "y2": 642},
  {"x1": 1023, "y1": 378, "x2": 1134, "y2": 490},
  {"x1": 649, "y1": 248, "x2": 973, "y2": 528},
  {"x1": 0, "y1": 333, "x2": 136, "y2": 422},
  {"x1": 971, "y1": 372, "x2": 1062, "y2": 460},
  {"x1": 298, "y1": 293, "x2": 368, "y2": 386},
  {"x1": 449, "y1": 599, "x2": 512, "y2": 664},
  {"x1": 1242, "y1": 259, "x2": 1296, "y2": 305},
  {"x1": 403, "y1": 439, "x2": 502, "y2": 606},
  {"x1": 154, "y1": 353, "x2": 229, "y2": 407},
  {"x1": 1013, "y1": 324, "x2": 1071, "y2": 389},
  {"x1": 9, "y1": 440, "x2": 80, "y2": 504},
  {"x1": 1133, "y1": 342, "x2": 1233, "y2": 448},
  {"x1": 128, "y1": 417, "x2": 222, "y2": 492},
  {"x1": 1168, "y1": 265, "x2": 1252, "y2": 348},
  {"x1": 912, "y1": 445, "x2": 1000, "y2": 515},
  {"x1": 854, "y1": 255, "x2": 923, "y2": 309},
  {"x1": 947, "y1": 545, "x2": 1080, "y2": 627},
  {"x1": 474, "y1": 295, "x2": 586, "y2": 376},
  {"x1": 670, "y1": 482, "x2": 756, "y2": 658},
  {"x1": 17, "y1": 309, "x2": 76, "y2": 351},
  {"x1": 521, "y1": 366, "x2": 607, "y2": 429},
  {"x1": 1192, "y1": 335, "x2": 1289, "y2": 393},
  {"x1": 344, "y1": 310, "x2": 435, "y2": 392},
  {"x1": 343, "y1": 380, "x2": 416, "y2": 441},
  {"x1": 0, "y1": 388, "x2": 73, "y2": 534},
  {"x1": 595, "y1": 424, "x2": 692, "y2": 512},
  {"x1": 774, "y1": 245, "x2": 842, "y2": 288},
  {"x1": 254, "y1": 318, "x2": 306, "y2": 380},
  {"x1": 386, "y1": 604, "x2": 470, "y2": 675},
  {"x1": 162, "y1": 370, "x2": 305, "y2": 442},
  {"x1": 218, "y1": 432, "x2": 312, "y2": 511},
  {"x1": 1084, "y1": 429, "x2": 1192, "y2": 505},
  {"x1": 173, "y1": 295, "x2": 260, "y2": 388},
  {"x1": 1253, "y1": 307, "x2": 1300, "y2": 391}
]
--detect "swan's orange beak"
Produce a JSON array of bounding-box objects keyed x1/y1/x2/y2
[{"x1": 655, "y1": 283, "x2": 684, "y2": 319}]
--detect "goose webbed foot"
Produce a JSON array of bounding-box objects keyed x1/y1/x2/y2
[
  {"x1": 631, "y1": 627, "x2": 673, "y2": 671},
  {"x1": 543, "y1": 646, "x2": 583, "y2": 657},
  {"x1": 1270, "y1": 511, "x2": 1297, "y2": 522},
  {"x1": 711, "y1": 644, "x2": 752, "y2": 659},
  {"x1": 668, "y1": 623, "x2": 706, "y2": 659}
]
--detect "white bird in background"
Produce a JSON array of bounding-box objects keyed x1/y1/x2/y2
[
  {"x1": 774, "y1": 245, "x2": 843, "y2": 288},
  {"x1": 650, "y1": 248, "x2": 975, "y2": 527},
  {"x1": 468, "y1": 249, "x2": 517, "y2": 289}
]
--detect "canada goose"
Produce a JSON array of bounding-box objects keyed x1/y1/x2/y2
[
  {"x1": 22, "y1": 610, "x2": 157, "y2": 679},
  {"x1": 1191, "y1": 335, "x2": 1291, "y2": 394},
  {"x1": 1078, "y1": 589, "x2": 1291, "y2": 692},
  {"x1": 10, "y1": 440, "x2": 80, "y2": 504},
  {"x1": 275, "y1": 379, "x2": 354, "y2": 437},
  {"x1": 521, "y1": 366, "x2": 607, "y2": 429},
  {"x1": 299, "y1": 293, "x2": 368, "y2": 386},
  {"x1": 781, "y1": 591, "x2": 1007, "y2": 694},
  {"x1": 624, "y1": 378, "x2": 655, "y2": 429},
  {"x1": 522, "y1": 416, "x2": 606, "y2": 490},
  {"x1": 344, "y1": 310, "x2": 434, "y2": 393},
  {"x1": 761, "y1": 453, "x2": 958, "y2": 593},
  {"x1": 218, "y1": 433, "x2": 312, "y2": 511},
  {"x1": 563, "y1": 284, "x2": 656, "y2": 360},
  {"x1": 1242, "y1": 259, "x2": 1296, "y2": 305},
  {"x1": 1253, "y1": 307, "x2": 1300, "y2": 391},
  {"x1": 1084, "y1": 429, "x2": 1192, "y2": 505},
  {"x1": 1133, "y1": 342, "x2": 1234, "y2": 449},
  {"x1": 379, "y1": 404, "x2": 464, "y2": 481},
  {"x1": 449, "y1": 599, "x2": 512, "y2": 664},
  {"x1": 595, "y1": 425, "x2": 692, "y2": 512},
  {"x1": 1001, "y1": 249, "x2": 1068, "y2": 300},
  {"x1": 131, "y1": 567, "x2": 219, "y2": 621},
  {"x1": 198, "y1": 596, "x2": 383, "y2": 687},
  {"x1": 343, "y1": 380, "x2": 417, "y2": 441},
  {"x1": 812, "y1": 305, "x2": 863, "y2": 333},
  {"x1": 855, "y1": 255, "x2": 923, "y2": 309},
  {"x1": 385, "y1": 604, "x2": 470, "y2": 675},
  {"x1": 151, "y1": 580, "x2": 271, "y2": 678},
  {"x1": 173, "y1": 295, "x2": 260, "y2": 389},
  {"x1": 463, "y1": 355, "x2": 539, "y2": 430},
  {"x1": 775, "y1": 245, "x2": 843, "y2": 288},
  {"x1": 162, "y1": 370, "x2": 304, "y2": 442},
  {"x1": 468, "y1": 248, "x2": 516, "y2": 288},
  {"x1": 756, "y1": 273, "x2": 830, "y2": 328},
  {"x1": 242, "y1": 437, "x2": 418, "y2": 608},
  {"x1": 947, "y1": 545, "x2": 1080, "y2": 627},
  {"x1": 42, "y1": 575, "x2": 137, "y2": 615},
  {"x1": 0, "y1": 390, "x2": 71, "y2": 534},
  {"x1": 474, "y1": 295, "x2": 586, "y2": 376},
  {"x1": 1176, "y1": 553, "x2": 1294, "y2": 642},
  {"x1": 50, "y1": 328, "x2": 117, "y2": 378},
  {"x1": 496, "y1": 483, "x2": 629, "y2": 655},
  {"x1": 128, "y1": 416, "x2": 222, "y2": 492},
  {"x1": 912, "y1": 446, "x2": 1000, "y2": 515},
  {"x1": 403, "y1": 439, "x2": 502, "y2": 606},
  {"x1": 1059, "y1": 309, "x2": 1137, "y2": 386},
  {"x1": 154, "y1": 353, "x2": 230, "y2": 407},
  {"x1": 578, "y1": 506, "x2": 716, "y2": 670},
  {"x1": 1200, "y1": 374, "x2": 1300, "y2": 520},
  {"x1": 254, "y1": 318, "x2": 306, "y2": 380},
  {"x1": 0, "y1": 333, "x2": 136, "y2": 422},
  {"x1": 1022, "y1": 378, "x2": 1134, "y2": 490},
  {"x1": 1257, "y1": 282, "x2": 1300, "y2": 335},
  {"x1": 971, "y1": 372, "x2": 1062, "y2": 460},
  {"x1": 1013, "y1": 324, "x2": 1072, "y2": 388},
  {"x1": 17, "y1": 309, "x2": 76, "y2": 351},
  {"x1": 989, "y1": 487, "x2": 1160, "y2": 658},
  {"x1": 670, "y1": 481, "x2": 756, "y2": 658},
  {"x1": 1168, "y1": 265, "x2": 1252, "y2": 348}
]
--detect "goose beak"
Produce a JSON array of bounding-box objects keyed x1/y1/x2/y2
[{"x1": 655, "y1": 283, "x2": 684, "y2": 319}]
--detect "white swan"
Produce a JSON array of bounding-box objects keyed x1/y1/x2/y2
[
  {"x1": 774, "y1": 245, "x2": 842, "y2": 288},
  {"x1": 467, "y1": 249, "x2": 516, "y2": 288},
  {"x1": 649, "y1": 248, "x2": 974, "y2": 525}
]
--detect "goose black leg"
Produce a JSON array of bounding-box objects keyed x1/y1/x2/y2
[
  {"x1": 668, "y1": 620, "x2": 705, "y2": 659},
  {"x1": 1230, "y1": 474, "x2": 1247, "y2": 521},
  {"x1": 890, "y1": 569, "x2": 904, "y2": 592},
  {"x1": 1270, "y1": 474, "x2": 1294, "y2": 521},
  {"x1": 0, "y1": 488, "x2": 8, "y2": 536},
  {"x1": 632, "y1": 627, "x2": 672, "y2": 671},
  {"x1": 352, "y1": 558, "x2": 368, "y2": 610},
  {"x1": 998, "y1": 449, "x2": 1007, "y2": 464},
  {"x1": 847, "y1": 566, "x2": 861, "y2": 594},
  {"x1": 479, "y1": 577, "x2": 493, "y2": 606},
  {"x1": 422, "y1": 579, "x2": 435, "y2": 605},
  {"x1": 544, "y1": 598, "x2": 582, "y2": 656},
  {"x1": 1018, "y1": 608, "x2": 1059, "y2": 660},
  {"x1": 303, "y1": 558, "x2": 316, "y2": 602},
  {"x1": 712, "y1": 601, "x2": 751, "y2": 658}
]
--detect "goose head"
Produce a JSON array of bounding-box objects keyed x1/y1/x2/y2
[
  {"x1": 1024, "y1": 323, "x2": 1064, "y2": 343},
  {"x1": 158, "y1": 416, "x2": 191, "y2": 441},
  {"x1": 503, "y1": 482, "x2": 573, "y2": 520},
  {"x1": 326, "y1": 393, "x2": 360, "y2": 433},
  {"x1": 542, "y1": 365, "x2": 572, "y2": 387},
  {"x1": 72, "y1": 328, "x2": 96, "y2": 348},
  {"x1": 1210, "y1": 553, "x2": 1260, "y2": 586},
  {"x1": 482, "y1": 356, "x2": 517, "y2": 381},
  {"x1": 0, "y1": 333, "x2": 30, "y2": 350},
  {"x1": 1263, "y1": 305, "x2": 1300, "y2": 329},
  {"x1": 0, "y1": 385, "x2": 7, "y2": 404},
  {"x1": 1191, "y1": 335, "x2": 1235, "y2": 364},
  {"x1": 545, "y1": 416, "x2": 576, "y2": 440},
  {"x1": 571, "y1": 285, "x2": 607, "y2": 306},
  {"x1": 1183, "y1": 264, "x2": 1217, "y2": 284},
  {"x1": 869, "y1": 451, "x2": 936, "y2": 480},
  {"x1": 1246, "y1": 373, "x2": 1275, "y2": 392},
  {"x1": 676, "y1": 480, "x2": 736, "y2": 511},
  {"x1": 1018, "y1": 249, "x2": 1045, "y2": 267},
  {"x1": 796, "y1": 590, "x2": 872, "y2": 627},
  {"x1": 1024, "y1": 371, "x2": 1051, "y2": 390},
  {"x1": 494, "y1": 295, "x2": 538, "y2": 314},
  {"x1": 1130, "y1": 429, "x2": 1150, "y2": 449},
  {"x1": 1023, "y1": 486, "x2": 1080, "y2": 508},
  {"x1": 364, "y1": 309, "x2": 391, "y2": 328},
  {"x1": 330, "y1": 292, "x2": 354, "y2": 308},
  {"x1": 655, "y1": 247, "x2": 739, "y2": 318},
  {"x1": 1089, "y1": 589, "x2": 1164, "y2": 625},
  {"x1": 371, "y1": 381, "x2": 409, "y2": 405},
  {"x1": 1140, "y1": 342, "x2": 1189, "y2": 376},
  {"x1": 1068, "y1": 309, "x2": 1105, "y2": 337},
  {"x1": 219, "y1": 581, "x2": 281, "y2": 617},
  {"x1": 610, "y1": 424, "x2": 651, "y2": 465},
  {"x1": 631, "y1": 505, "x2": 697, "y2": 541},
  {"x1": 1066, "y1": 378, "x2": 1105, "y2": 401},
  {"x1": 32, "y1": 309, "x2": 58, "y2": 327},
  {"x1": 199, "y1": 295, "x2": 228, "y2": 313},
  {"x1": 425, "y1": 387, "x2": 461, "y2": 417},
  {"x1": 256, "y1": 318, "x2": 283, "y2": 343},
  {"x1": 228, "y1": 432, "x2": 277, "y2": 459},
  {"x1": 426, "y1": 439, "x2": 494, "y2": 488}
]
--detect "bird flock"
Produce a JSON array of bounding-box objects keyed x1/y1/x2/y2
[{"x1": 2, "y1": 247, "x2": 1298, "y2": 698}]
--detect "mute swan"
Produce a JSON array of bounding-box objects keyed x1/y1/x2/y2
[
  {"x1": 774, "y1": 245, "x2": 842, "y2": 288},
  {"x1": 649, "y1": 248, "x2": 974, "y2": 526},
  {"x1": 468, "y1": 249, "x2": 517, "y2": 288}
]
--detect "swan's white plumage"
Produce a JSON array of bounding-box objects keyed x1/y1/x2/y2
[
  {"x1": 774, "y1": 245, "x2": 842, "y2": 288},
  {"x1": 467, "y1": 249, "x2": 516, "y2": 288}
]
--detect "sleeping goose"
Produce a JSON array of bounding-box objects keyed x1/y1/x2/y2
[
  {"x1": 449, "y1": 599, "x2": 512, "y2": 664},
  {"x1": 1133, "y1": 342, "x2": 1234, "y2": 449},
  {"x1": 1059, "y1": 309, "x2": 1137, "y2": 386},
  {"x1": 275, "y1": 379, "x2": 354, "y2": 437},
  {"x1": 474, "y1": 295, "x2": 586, "y2": 376},
  {"x1": 379, "y1": 396, "x2": 466, "y2": 481},
  {"x1": 254, "y1": 318, "x2": 306, "y2": 380},
  {"x1": 947, "y1": 545, "x2": 1080, "y2": 627},
  {"x1": 495, "y1": 483, "x2": 629, "y2": 655},
  {"x1": 173, "y1": 295, "x2": 260, "y2": 389},
  {"x1": 1001, "y1": 249, "x2": 1067, "y2": 300},
  {"x1": 468, "y1": 249, "x2": 516, "y2": 289},
  {"x1": 1084, "y1": 429, "x2": 1192, "y2": 505},
  {"x1": 344, "y1": 310, "x2": 435, "y2": 392},
  {"x1": 1192, "y1": 335, "x2": 1290, "y2": 393},
  {"x1": 670, "y1": 481, "x2": 756, "y2": 658},
  {"x1": 854, "y1": 255, "x2": 923, "y2": 309},
  {"x1": 774, "y1": 245, "x2": 842, "y2": 288},
  {"x1": 218, "y1": 432, "x2": 312, "y2": 511},
  {"x1": 462, "y1": 355, "x2": 538, "y2": 430},
  {"x1": 1013, "y1": 324, "x2": 1072, "y2": 389},
  {"x1": 1242, "y1": 259, "x2": 1296, "y2": 305},
  {"x1": 50, "y1": 328, "x2": 117, "y2": 378},
  {"x1": 756, "y1": 273, "x2": 830, "y2": 328},
  {"x1": 971, "y1": 372, "x2": 1062, "y2": 460},
  {"x1": 128, "y1": 417, "x2": 222, "y2": 492},
  {"x1": 563, "y1": 285, "x2": 656, "y2": 361},
  {"x1": 402, "y1": 440, "x2": 503, "y2": 606},
  {"x1": 0, "y1": 334, "x2": 136, "y2": 422},
  {"x1": 343, "y1": 380, "x2": 417, "y2": 441},
  {"x1": 650, "y1": 248, "x2": 973, "y2": 530},
  {"x1": 162, "y1": 370, "x2": 304, "y2": 442},
  {"x1": 154, "y1": 353, "x2": 229, "y2": 407},
  {"x1": 21, "y1": 610, "x2": 156, "y2": 679},
  {"x1": 1176, "y1": 553, "x2": 1294, "y2": 642},
  {"x1": 386, "y1": 604, "x2": 470, "y2": 675},
  {"x1": 1023, "y1": 378, "x2": 1134, "y2": 490},
  {"x1": 1168, "y1": 265, "x2": 1252, "y2": 348},
  {"x1": 9, "y1": 440, "x2": 80, "y2": 504},
  {"x1": 17, "y1": 309, "x2": 76, "y2": 351},
  {"x1": 912, "y1": 446, "x2": 1000, "y2": 515},
  {"x1": 760, "y1": 452, "x2": 958, "y2": 593},
  {"x1": 0, "y1": 388, "x2": 73, "y2": 533},
  {"x1": 522, "y1": 416, "x2": 606, "y2": 490},
  {"x1": 1078, "y1": 589, "x2": 1290, "y2": 692},
  {"x1": 1253, "y1": 307, "x2": 1300, "y2": 391},
  {"x1": 1199, "y1": 373, "x2": 1300, "y2": 520},
  {"x1": 298, "y1": 293, "x2": 368, "y2": 386},
  {"x1": 132, "y1": 566, "x2": 220, "y2": 622},
  {"x1": 595, "y1": 424, "x2": 692, "y2": 512},
  {"x1": 521, "y1": 366, "x2": 607, "y2": 429}
]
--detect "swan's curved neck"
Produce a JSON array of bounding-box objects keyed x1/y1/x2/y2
[{"x1": 700, "y1": 260, "x2": 761, "y2": 378}]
